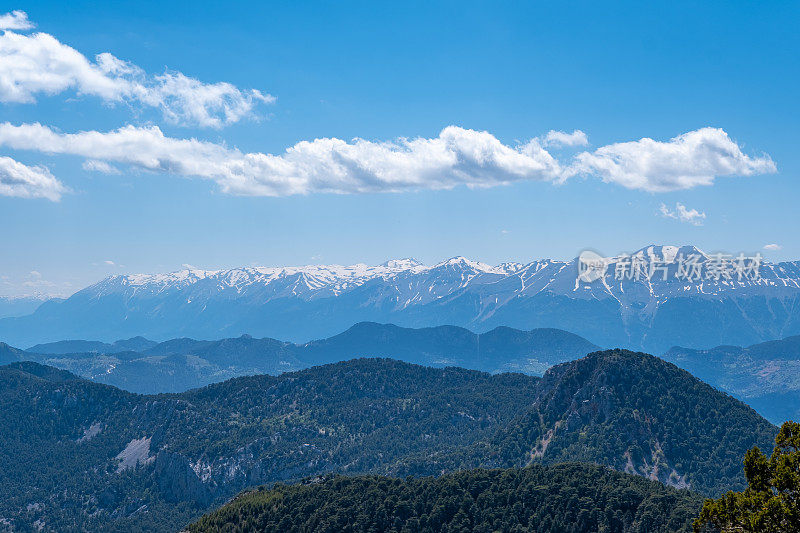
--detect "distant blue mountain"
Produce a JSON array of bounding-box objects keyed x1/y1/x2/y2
[
  {"x1": 5, "y1": 323, "x2": 598, "y2": 394},
  {"x1": 0, "y1": 296, "x2": 50, "y2": 319},
  {"x1": 664, "y1": 335, "x2": 800, "y2": 425},
  {"x1": 27, "y1": 336, "x2": 157, "y2": 354},
  {"x1": 2, "y1": 245, "x2": 799, "y2": 352}
]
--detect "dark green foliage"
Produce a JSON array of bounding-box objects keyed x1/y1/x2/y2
[
  {"x1": 159, "y1": 359, "x2": 540, "y2": 478},
  {"x1": 188, "y1": 464, "x2": 705, "y2": 533},
  {"x1": 0, "y1": 358, "x2": 538, "y2": 531},
  {"x1": 694, "y1": 421, "x2": 800, "y2": 532},
  {"x1": 494, "y1": 350, "x2": 778, "y2": 496},
  {"x1": 0, "y1": 351, "x2": 778, "y2": 531}
]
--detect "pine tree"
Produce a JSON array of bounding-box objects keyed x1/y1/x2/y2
[{"x1": 695, "y1": 421, "x2": 800, "y2": 532}]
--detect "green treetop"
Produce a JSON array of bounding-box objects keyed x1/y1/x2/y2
[{"x1": 695, "y1": 421, "x2": 800, "y2": 532}]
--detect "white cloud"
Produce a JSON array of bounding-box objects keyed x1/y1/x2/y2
[
  {"x1": 0, "y1": 12, "x2": 273, "y2": 127},
  {"x1": 659, "y1": 202, "x2": 706, "y2": 226},
  {"x1": 0, "y1": 122, "x2": 777, "y2": 198},
  {"x1": 82, "y1": 159, "x2": 120, "y2": 174},
  {"x1": 541, "y1": 129, "x2": 589, "y2": 148},
  {"x1": 0, "y1": 155, "x2": 66, "y2": 200},
  {"x1": 0, "y1": 123, "x2": 565, "y2": 196},
  {"x1": 0, "y1": 10, "x2": 33, "y2": 31},
  {"x1": 763, "y1": 243, "x2": 782, "y2": 251},
  {"x1": 103, "y1": 260, "x2": 116, "y2": 266},
  {"x1": 572, "y1": 127, "x2": 776, "y2": 192},
  {"x1": 22, "y1": 272, "x2": 61, "y2": 293}
]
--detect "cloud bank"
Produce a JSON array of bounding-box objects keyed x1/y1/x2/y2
[
  {"x1": 0, "y1": 12, "x2": 273, "y2": 127},
  {"x1": 0, "y1": 123, "x2": 777, "y2": 200},
  {"x1": 0, "y1": 123, "x2": 566, "y2": 196}
]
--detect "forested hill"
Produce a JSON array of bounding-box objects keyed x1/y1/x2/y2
[
  {"x1": 187, "y1": 464, "x2": 705, "y2": 533},
  {"x1": 0, "y1": 359, "x2": 539, "y2": 532},
  {"x1": 0, "y1": 352, "x2": 776, "y2": 531},
  {"x1": 493, "y1": 349, "x2": 777, "y2": 495}
]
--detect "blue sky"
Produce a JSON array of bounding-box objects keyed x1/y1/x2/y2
[{"x1": 0, "y1": 1, "x2": 797, "y2": 297}]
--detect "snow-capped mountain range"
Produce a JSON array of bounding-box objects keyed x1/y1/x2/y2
[
  {"x1": 0, "y1": 295, "x2": 51, "y2": 319},
  {"x1": 2, "y1": 245, "x2": 800, "y2": 351}
]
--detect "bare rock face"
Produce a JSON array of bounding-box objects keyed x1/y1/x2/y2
[{"x1": 154, "y1": 452, "x2": 211, "y2": 506}]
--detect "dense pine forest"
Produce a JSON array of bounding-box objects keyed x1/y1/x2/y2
[{"x1": 187, "y1": 464, "x2": 705, "y2": 533}]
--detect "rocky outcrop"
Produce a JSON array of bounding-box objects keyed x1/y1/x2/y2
[{"x1": 154, "y1": 452, "x2": 212, "y2": 506}]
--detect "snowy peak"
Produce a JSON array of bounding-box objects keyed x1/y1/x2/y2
[
  {"x1": 433, "y1": 256, "x2": 502, "y2": 273},
  {"x1": 497, "y1": 262, "x2": 525, "y2": 274},
  {"x1": 77, "y1": 246, "x2": 800, "y2": 308},
  {"x1": 608, "y1": 245, "x2": 706, "y2": 263},
  {"x1": 94, "y1": 256, "x2": 509, "y2": 296},
  {"x1": 380, "y1": 258, "x2": 422, "y2": 269}
]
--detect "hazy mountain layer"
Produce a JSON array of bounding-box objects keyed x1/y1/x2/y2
[
  {"x1": 2, "y1": 323, "x2": 599, "y2": 393},
  {"x1": 664, "y1": 335, "x2": 800, "y2": 424},
  {"x1": 0, "y1": 296, "x2": 49, "y2": 319}
]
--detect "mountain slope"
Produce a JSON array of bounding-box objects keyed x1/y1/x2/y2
[
  {"x1": 188, "y1": 465, "x2": 705, "y2": 533},
  {"x1": 11, "y1": 323, "x2": 598, "y2": 393},
  {"x1": 0, "y1": 359, "x2": 539, "y2": 532},
  {"x1": 664, "y1": 335, "x2": 800, "y2": 424},
  {"x1": 492, "y1": 349, "x2": 777, "y2": 496},
  {"x1": 0, "y1": 362, "x2": 150, "y2": 531},
  {"x1": 2, "y1": 245, "x2": 800, "y2": 352},
  {"x1": 0, "y1": 353, "x2": 776, "y2": 531},
  {"x1": 0, "y1": 341, "x2": 28, "y2": 364}
]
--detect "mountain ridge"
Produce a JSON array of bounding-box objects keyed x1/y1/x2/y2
[{"x1": 2, "y1": 244, "x2": 798, "y2": 351}]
